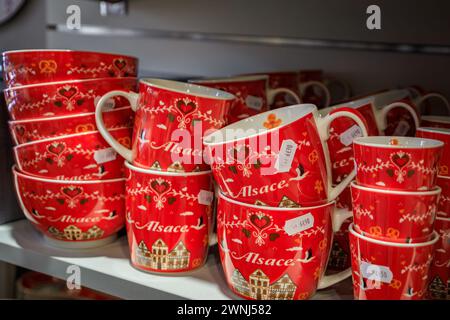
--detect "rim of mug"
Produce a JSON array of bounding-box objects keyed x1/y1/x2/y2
[
  {"x1": 2, "y1": 49, "x2": 138, "y2": 60},
  {"x1": 8, "y1": 106, "x2": 132, "y2": 125},
  {"x1": 3, "y1": 77, "x2": 138, "y2": 92},
  {"x1": 353, "y1": 136, "x2": 444, "y2": 149},
  {"x1": 349, "y1": 223, "x2": 439, "y2": 247},
  {"x1": 13, "y1": 126, "x2": 129, "y2": 150},
  {"x1": 204, "y1": 103, "x2": 317, "y2": 146},
  {"x1": 328, "y1": 96, "x2": 374, "y2": 112},
  {"x1": 124, "y1": 161, "x2": 212, "y2": 176},
  {"x1": 331, "y1": 89, "x2": 409, "y2": 110},
  {"x1": 218, "y1": 190, "x2": 335, "y2": 212},
  {"x1": 12, "y1": 165, "x2": 125, "y2": 184},
  {"x1": 140, "y1": 78, "x2": 236, "y2": 101},
  {"x1": 190, "y1": 74, "x2": 269, "y2": 84},
  {"x1": 416, "y1": 126, "x2": 450, "y2": 135},
  {"x1": 421, "y1": 115, "x2": 450, "y2": 124},
  {"x1": 350, "y1": 181, "x2": 441, "y2": 196}
]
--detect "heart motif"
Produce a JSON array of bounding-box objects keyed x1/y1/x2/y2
[
  {"x1": 15, "y1": 125, "x2": 25, "y2": 136},
  {"x1": 58, "y1": 86, "x2": 78, "y2": 99},
  {"x1": 249, "y1": 214, "x2": 271, "y2": 230},
  {"x1": 47, "y1": 142, "x2": 66, "y2": 156},
  {"x1": 113, "y1": 58, "x2": 127, "y2": 71},
  {"x1": 150, "y1": 179, "x2": 171, "y2": 195},
  {"x1": 231, "y1": 145, "x2": 250, "y2": 163},
  {"x1": 391, "y1": 152, "x2": 410, "y2": 169},
  {"x1": 61, "y1": 186, "x2": 83, "y2": 199},
  {"x1": 176, "y1": 100, "x2": 197, "y2": 115}
]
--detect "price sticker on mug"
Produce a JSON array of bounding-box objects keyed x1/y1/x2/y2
[
  {"x1": 393, "y1": 120, "x2": 411, "y2": 136},
  {"x1": 245, "y1": 95, "x2": 264, "y2": 110},
  {"x1": 283, "y1": 213, "x2": 314, "y2": 236},
  {"x1": 275, "y1": 139, "x2": 298, "y2": 173},
  {"x1": 360, "y1": 261, "x2": 393, "y2": 284},
  {"x1": 339, "y1": 124, "x2": 363, "y2": 146},
  {"x1": 94, "y1": 147, "x2": 117, "y2": 164},
  {"x1": 198, "y1": 190, "x2": 214, "y2": 205}
]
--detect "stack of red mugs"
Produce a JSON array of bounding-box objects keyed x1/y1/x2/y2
[
  {"x1": 350, "y1": 136, "x2": 443, "y2": 300},
  {"x1": 416, "y1": 127, "x2": 450, "y2": 299},
  {"x1": 95, "y1": 78, "x2": 234, "y2": 273},
  {"x1": 204, "y1": 103, "x2": 369, "y2": 300},
  {"x1": 2, "y1": 49, "x2": 138, "y2": 248}
]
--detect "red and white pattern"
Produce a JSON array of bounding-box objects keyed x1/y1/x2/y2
[{"x1": 14, "y1": 128, "x2": 132, "y2": 180}]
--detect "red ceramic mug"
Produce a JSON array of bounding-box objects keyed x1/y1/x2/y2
[
  {"x1": 416, "y1": 127, "x2": 450, "y2": 176},
  {"x1": 427, "y1": 216, "x2": 450, "y2": 300},
  {"x1": 9, "y1": 106, "x2": 133, "y2": 145},
  {"x1": 13, "y1": 166, "x2": 126, "y2": 249},
  {"x1": 14, "y1": 127, "x2": 132, "y2": 180},
  {"x1": 436, "y1": 175, "x2": 450, "y2": 218},
  {"x1": 406, "y1": 86, "x2": 450, "y2": 116},
  {"x1": 217, "y1": 192, "x2": 353, "y2": 300},
  {"x1": 353, "y1": 136, "x2": 443, "y2": 191},
  {"x1": 421, "y1": 116, "x2": 450, "y2": 129},
  {"x1": 298, "y1": 70, "x2": 331, "y2": 109},
  {"x1": 318, "y1": 106, "x2": 370, "y2": 184},
  {"x1": 2, "y1": 49, "x2": 138, "y2": 87},
  {"x1": 125, "y1": 162, "x2": 215, "y2": 273},
  {"x1": 204, "y1": 104, "x2": 368, "y2": 208},
  {"x1": 96, "y1": 78, "x2": 235, "y2": 172},
  {"x1": 258, "y1": 71, "x2": 301, "y2": 109},
  {"x1": 191, "y1": 75, "x2": 300, "y2": 123},
  {"x1": 3, "y1": 77, "x2": 137, "y2": 121},
  {"x1": 349, "y1": 223, "x2": 439, "y2": 300},
  {"x1": 351, "y1": 182, "x2": 440, "y2": 243},
  {"x1": 327, "y1": 90, "x2": 420, "y2": 136}
]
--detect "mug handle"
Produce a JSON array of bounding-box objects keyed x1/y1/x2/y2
[
  {"x1": 299, "y1": 81, "x2": 331, "y2": 108},
  {"x1": 317, "y1": 207, "x2": 353, "y2": 289},
  {"x1": 315, "y1": 110, "x2": 369, "y2": 202},
  {"x1": 376, "y1": 101, "x2": 420, "y2": 133},
  {"x1": 324, "y1": 78, "x2": 352, "y2": 103},
  {"x1": 95, "y1": 90, "x2": 139, "y2": 162},
  {"x1": 415, "y1": 93, "x2": 450, "y2": 116},
  {"x1": 267, "y1": 87, "x2": 301, "y2": 105}
]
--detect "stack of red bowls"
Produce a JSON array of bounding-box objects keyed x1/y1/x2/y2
[
  {"x1": 204, "y1": 103, "x2": 370, "y2": 300},
  {"x1": 416, "y1": 127, "x2": 450, "y2": 299},
  {"x1": 2, "y1": 49, "x2": 138, "y2": 249},
  {"x1": 95, "y1": 78, "x2": 234, "y2": 273},
  {"x1": 350, "y1": 136, "x2": 443, "y2": 299}
]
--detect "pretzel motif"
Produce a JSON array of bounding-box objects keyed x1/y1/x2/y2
[
  {"x1": 369, "y1": 226, "x2": 382, "y2": 236},
  {"x1": 386, "y1": 227, "x2": 400, "y2": 239},
  {"x1": 38, "y1": 60, "x2": 57, "y2": 74},
  {"x1": 389, "y1": 279, "x2": 402, "y2": 290}
]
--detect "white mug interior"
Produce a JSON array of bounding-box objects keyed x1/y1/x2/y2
[
  {"x1": 203, "y1": 103, "x2": 317, "y2": 145},
  {"x1": 353, "y1": 136, "x2": 443, "y2": 149},
  {"x1": 421, "y1": 115, "x2": 450, "y2": 125}
]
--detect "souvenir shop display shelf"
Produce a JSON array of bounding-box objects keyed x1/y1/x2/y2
[{"x1": 0, "y1": 220, "x2": 353, "y2": 300}]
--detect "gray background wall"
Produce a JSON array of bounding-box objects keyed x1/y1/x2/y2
[{"x1": 1, "y1": 0, "x2": 450, "y2": 97}]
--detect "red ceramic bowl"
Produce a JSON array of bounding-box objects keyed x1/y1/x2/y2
[
  {"x1": 4, "y1": 77, "x2": 137, "y2": 121},
  {"x1": 9, "y1": 106, "x2": 133, "y2": 145},
  {"x1": 351, "y1": 182, "x2": 440, "y2": 243},
  {"x1": 2, "y1": 49, "x2": 138, "y2": 87},
  {"x1": 14, "y1": 127, "x2": 132, "y2": 180},
  {"x1": 13, "y1": 166, "x2": 126, "y2": 249}
]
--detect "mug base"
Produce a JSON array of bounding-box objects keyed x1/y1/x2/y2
[
  {"x1": 130, "y1": 259, "x2": 207, "y2": 276},
  {"x1": 44, "y1": 234, "x2": 118, "y2": 249}
]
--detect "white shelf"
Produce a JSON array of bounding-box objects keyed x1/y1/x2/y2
[{"x1": 0, "y1": 219, "x2": 353, "y2": 300}]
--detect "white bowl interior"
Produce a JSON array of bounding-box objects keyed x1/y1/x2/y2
[
  {"x1": 354, "y1": 136, "x2": 443, "y2": 148},
  {"x1": 142, "y1": 78, "x2": 235, "y2": 100},
  {"x1": 417, "y1": 126, "x2": 450, "y2": 135},
  {"x1": 204, "y1": 104, "x2": 316, "y2": 145},
  {"x1": 190, "y1": 74, "x2": 268, "y2": 84},
  {"x1": 422, "y1": 115, "x2": 450, "y2": 124}
]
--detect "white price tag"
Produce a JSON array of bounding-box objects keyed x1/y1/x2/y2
[
  {"x1": 283, "y1": 213, "x2": 314, "y2": 236},
  {"x1": 275, "y1": 139, "x2": 298, "y2": 173},
  {"x1": 94, "y1": 148, "x2": 117, "y2": 164},
  {"x1": 339, "y1": 125, "x2": 363, "y2": 146},
  {"x1": 360, "y1": 261, "x2": 393, "y2": 284},
  {"x1": 198, "y1": 190, "x2": 214, "y2": 205},
  {"x1": 393, "y1": 120, "x2": 411, "y2": 136},
  {"x1": 245, "y1": 95, "x2": 264, "y2": 110}
]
